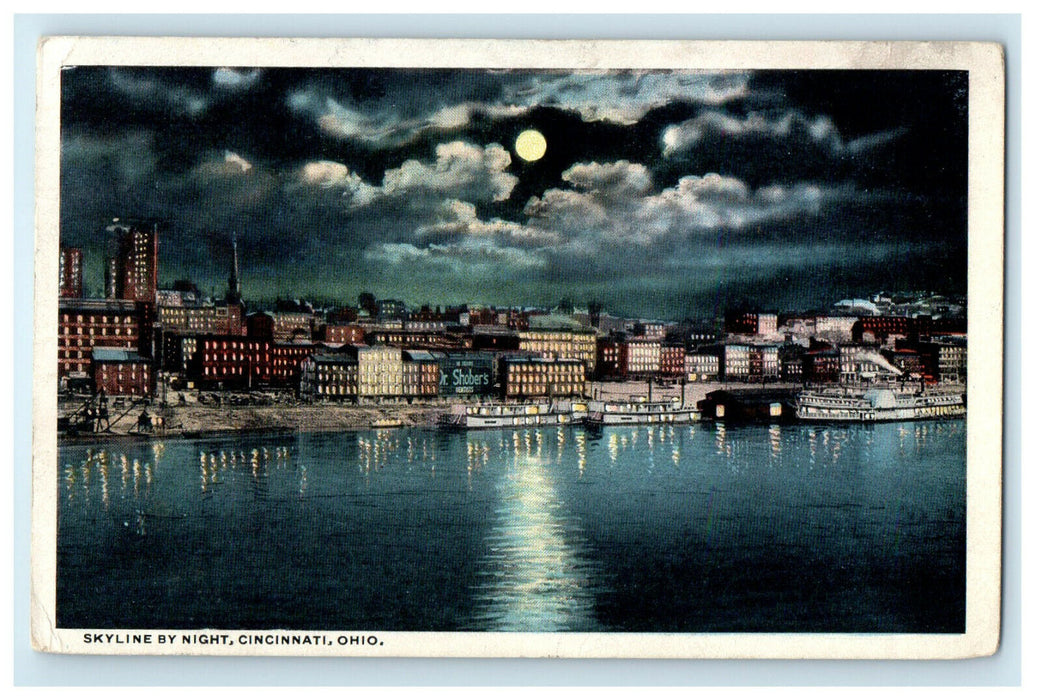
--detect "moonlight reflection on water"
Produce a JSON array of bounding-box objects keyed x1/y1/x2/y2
[{"x1": 57, "y1": 421, "x2": 966, "y2": 633}]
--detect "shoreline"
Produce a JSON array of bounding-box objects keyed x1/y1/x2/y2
[
  {"x1": 56, "y1": 379, "x2": 722, "y2": 444},
  {"x1": 58, "y1": 402, "x2": 450, "y2": 444},
  {"x1": 57, "y1": 380, "x2": 958, "y2": 444},
  {"x1": 57, "y1": 422, "x2": 452, "y2": 445}
]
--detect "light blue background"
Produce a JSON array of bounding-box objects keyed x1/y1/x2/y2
[{"x1": 13, "y1": 12, "x2": 1021, "y2": 686}]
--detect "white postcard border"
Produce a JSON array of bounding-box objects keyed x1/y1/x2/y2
[{"x1": 31, "y1": 37, "x2": 1005, "y2": 659}]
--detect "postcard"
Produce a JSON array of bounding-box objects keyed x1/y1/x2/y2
[{"x1": 32, "y1": 37, "x2": 1004, "y2": 658}]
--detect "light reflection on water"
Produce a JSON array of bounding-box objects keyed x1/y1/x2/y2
[
  {"x1": 58, "y1": 420, "x2": 966, "y2": 632},
  {"x1": 468, "y1": 434, "x2": 601, "y2": 632},
  {"x1": 62, "y1": 421, "x2": 965, "y2": 516}
]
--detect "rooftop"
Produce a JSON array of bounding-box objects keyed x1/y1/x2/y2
[
  {"x1": 503, "y1": 355, "x2": 583, "y2": 365},
  {"x1": 402, "y1": 350, "x2": 439, "y2": 361},
  {"x1": 526, "y1": 314, "x2": 589, "y2": 331},
  {"x1": 91, "y1": 347, "x2": 146, "y2": 362},
  {"x1": 310, "y1": 354, "x2": 358, "y2": 365}
]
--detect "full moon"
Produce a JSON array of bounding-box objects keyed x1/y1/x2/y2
[{"x1": 514, "y1": 129, "x2": 547, "y2": 162}]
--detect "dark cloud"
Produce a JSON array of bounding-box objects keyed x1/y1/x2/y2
[
  {"x1": 58, "y1": 66, "x2": 968, "y2": 316},
  {"x1": 284, "y1": 69, "x2": 752, "y2": 149}
]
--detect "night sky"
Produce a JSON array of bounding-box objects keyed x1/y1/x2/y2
[{"x1": 59, "y1": 67, "x2": 968, "y2": 319}]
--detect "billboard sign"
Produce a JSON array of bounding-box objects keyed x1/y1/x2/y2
[{"x1": 438, "y1": 354, "x2": 496, "y2": 396}]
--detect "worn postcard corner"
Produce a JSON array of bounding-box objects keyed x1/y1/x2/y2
[{"x1": 32, "y1": 37, "x2": 1003, "y2": 660}]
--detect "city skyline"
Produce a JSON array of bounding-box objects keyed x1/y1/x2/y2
[
  {"x1": 60, "y1": 67, "x2": 968, "y2": 318},
  {"x1": 62, "y1": 229, "x2": 965, "y2": 324}
]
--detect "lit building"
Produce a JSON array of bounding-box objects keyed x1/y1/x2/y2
[
  {"x1": 270, "y1": 342, "x2": 318, "y2": 387},
  {"x1": 156, "y1": 303, "x2": 244, "y2": 336},
  {"x1": 622, "y1": 337, "x2": 661, "y2": 377},
  {"x1": 853, "y1": 316, "x2": 932, "y2": 344},
  {"x1": 813, "y1": 315, "x2": 858, "y2": 343},
  {"x1": 886, "y1": 347, "x2": 925, "y2": 376},
  {"x1": 681, "y1": 322, "x2": 718, "y2": 346},
  {"x1": 300, "y1": 354, "x2": 359, "y2": 401},
  {"x1": 344, "y1": 345, "x2": 404, "y2": 398},
  {"x1": 404, "y1": 319, "x2": 449, "y2": 333},
  {"x1": 377, "y1": 299, "x2": 407, "y2": 320},
  {"x1": 355, "y1": 318, "x2": 404, "y2": 333},
  {"x1": 322, "y1": 324, "x2": 366, "y2": 345},
  {"x1": 518, "y1": 329, "x2": 597, "y2": 374},
  {"x1": 916, "y1": 340, "x2": 967, "y2": 383},
  {"x1": 367, "y1": 328, "x2": 451, "y2": 348},
  {"x1": 58, "y1": 299, "x2": 148, "y2": 381},
  {"x1": 157, "y1": 330, "x2": 200, "y2": 375},
  {"x1": 684, "y1": 353, "x2": 720, "y2": 382},
  {"x1": 467, "y1": 306, "x2": 528, "y2": 330},
  {"x1": 749, "y1": 345, "x2": 780, "y2": 382},
  {"x1": 630, "y1": 321, "x2": 669, "y2": 340},
  {"x1": 779, "y1": 315, "x2": 816, "y2": 341},
  {"x1": 191, "y1": 335, "x2": 271, "y2": 388},
  {"x1": 802, "y1": 348, "x2": 840, "y2": 384},
  {"x1": 496, "y1": 308, "x2": 530, "y2": 331},
  {"x1": 725, "y1": 311, "x2": 778, "y2": 337},
  {"x1": 59, "y1": 247, "x2": 83, "y2": 298},
  {"x1": 723, "y1": 344, "x2": 751, "y2": 381},
  {"x1": 155, "y1": 280, "x2": 201, "y2": 307},
  {"x1": 780, "y1": 345, "x2": 805, "y2": 382},
  {"x1": 269, "y1": 311, "x2": 321, "y2": 343},
  {"x1": 658, "y1": 344, "x2": 685, "y2": 377},
  {"x1": 91, "y1": 347, "x2": 154, "y2": 396},
  {"x1": 158, "y1": 235, "x2": 247, "y2": 338},
  {"x1": 839, "y1": 345, "x2": 904, "y2": 384},
  {"x1": 500, "y1": 355, "x2": 585, "y2": 399},
  {"x1": 937, "y1": 342, "x2": 967, "y2": 383},
  {"x1": 472, "y1": 328, "x2": 521, "y2": 352},
  {"x1": 782, "y1": 357, "x2": 804, "y2": 383},
  {"x1": 595, "y1": 336, "x2": 625, "y2": 380},
  {"x1": 106, "y1": 221, "x2": 158, "y2": 304},
  {"x1": 402, "y1": 350, "x2": 441, "y2": 398}
]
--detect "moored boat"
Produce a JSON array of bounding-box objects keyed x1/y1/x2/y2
[
  {"x1": 439, "y1": 400, "x2": 586, "y2": 429},
  {"x1": 585, "y1": 398, "x2": 699, "y2": 426},
  {"x1": 795, "y1": 386, "x2": 965, "y2": 422}
]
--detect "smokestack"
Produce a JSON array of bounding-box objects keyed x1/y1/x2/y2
[{"x1": 226, "y1": 232, "x2": 243, "y2": 304}]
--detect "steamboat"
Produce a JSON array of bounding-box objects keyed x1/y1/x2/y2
[
  {"x1": 439, "y1": 400, "x2": 587, "y2": 429},
  {"x1": 795, "y1": 386, "x2": 965, "y2": 423},
  {"x1": 585, "y1": 398, "x2": 700, "y2": 426}
]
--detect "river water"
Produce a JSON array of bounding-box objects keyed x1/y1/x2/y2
[{"x1": 57, "y1": 420, "x2": 965, "y2": 633}]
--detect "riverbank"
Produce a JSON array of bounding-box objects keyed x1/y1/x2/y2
[
  {"x1": 57, "y1": 380, "x2": 799, "y2": 443},
  {"x1": 59, "y1": 403, "x2": 449, "y2": 443}
]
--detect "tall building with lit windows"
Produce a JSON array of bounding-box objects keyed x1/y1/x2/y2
[
  {"x1": 106, "y1": 220, "x2": 158, "y2": 304},
  {"x1": 59, "y1": 246, "x2": 83, "y2": 298}
]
